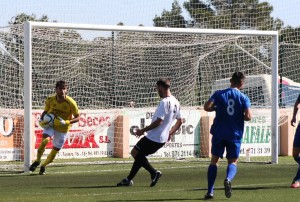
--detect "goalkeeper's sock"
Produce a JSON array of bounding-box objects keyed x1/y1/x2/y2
[
  {"x1": 127, "y1": 159, "x2": 142, "y2": 181},
  {"x1": 207, "y1": 164, "x2": 217, "y2": 194},
  {"x1": 226, "y1": 163, "x2": 237, "y2": 181},
  {"x1": 41, "y1": 149, "x2": 58, "y2": 167},
  {"x1": 36, "y1": 138, "x2": 49, "y2": 162}
]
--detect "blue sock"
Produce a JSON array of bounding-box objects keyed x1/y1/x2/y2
[
  {"x1": 226, "y1": 163, "x2": 237, "y2": 181},
  {"x1": 294, "y1": 165, "x2": 300, "y2": 181},
  {"x1": 294, "y1": 157, "x2": 300, "y2": 181},
  {"x1": 294, "y1": 156, "x2": 300, "y2": 164},
  {"x1": 207, "y1": 165, "x2": 217, "y2": 194}
]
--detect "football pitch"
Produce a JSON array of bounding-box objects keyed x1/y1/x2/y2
[{"x1": 0, "y1": 157, "x2": 299, "y2": 202}]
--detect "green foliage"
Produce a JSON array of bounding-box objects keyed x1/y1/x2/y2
[
  {"x1": 154, "y1": 0, "x2": 283, "y2": 30},
  {"x1": 9, "y1": 13, "x2": 52, "y2": 25},
  {"x1": 153, "y1": 0, "x2": 187, "y2": 28}
]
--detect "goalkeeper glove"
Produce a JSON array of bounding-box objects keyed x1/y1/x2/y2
[
  {"x1": 39, "y1": 119, "x2": 49, "y2": 128},
  {"x1": 54, "y1": 117, "x2": 70, "y2": 127}
]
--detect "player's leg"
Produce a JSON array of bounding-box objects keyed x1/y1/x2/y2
[
  {"x1": 126, "y1": 147, "x2": 143, "y2": 181},
  {"x1": 127, "y1": 148, "x2": 161, "y2": 186},
  {"x1": 117, "y1": 137, "x2": 164, "y2": 187},
  {"x1": 205, "y1": 137, "x2": 224, "y2": 199},
  {"x1": 291, "y1": 147, "x2": 300, "y2": 188},
  {"x1": 39, "y1": 130, "x2": 66, "y2": 175},
  {"x1": 134, "y1": 138, "x2": 164, "y2": 187},
  {"x1": 205, "y1": 155, "x2": 220, "y2": 199},
  {"x1": 29, "y1": 128, "x2": 53, "y2": 172},
  {"x1": 117, "y1": 138, "x2": 146, "y2": 186},
  {"x1": 224, "y1": 140, "x2": 241, "y2": 198},
  {"x1": 291, "y1": 125, "x2": 300, "y2": 188}
]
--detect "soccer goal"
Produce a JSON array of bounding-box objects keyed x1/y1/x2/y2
[{"x1": 1, "y1": 22, "x2": 279, "y2": 172}]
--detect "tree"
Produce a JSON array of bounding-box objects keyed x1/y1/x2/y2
[
  {"x1": 153, "y1": 0, "x2": 187, "y2": 28},
  {"x1": 151, "y1": 0, "x2": 286, "y2": 105},
  {"x1": 183, "y1": 0, "x2": 283, "y2": 30},
  {"x1": 9, "y1": 13, "x2": 51, "y2": 25},
  {"x1": 2, "y1": 13, "x2": 55, "y2": 108},
  {"x1": 0, "y1": 13, "x2": 86, "y2": 108}
]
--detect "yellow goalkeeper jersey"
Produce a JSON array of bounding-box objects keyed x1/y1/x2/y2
[{"x1": 44, "y1": 95, "x2": 79, "y2": 133}]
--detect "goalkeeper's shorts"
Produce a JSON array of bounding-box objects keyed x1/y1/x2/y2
[{"x1": 43, "y1": 127, "x2": 67, "y2": 149}]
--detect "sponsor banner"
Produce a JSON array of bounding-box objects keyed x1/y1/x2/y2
[
  {"x1": 33, "y1": 110, "x2": 116, "y2": 159},
  {"x1": 240, "y1": 114, "x2": 272, "y2": 157},
  {"x1": 0, "y1": 114, "x2": 23, "y2": 161},
  {"x1": 0, "y1": 107, "x2": 275, "y2": 161},
  {"x1": 207, "y1": 109, "x2": 272, "y2": 157},
  {"x1": 128, "y1": 109, "x2": 201, "y2": 158},
  {"x1": 0, "y1": 148, "x2": 22, "y2": 160}
]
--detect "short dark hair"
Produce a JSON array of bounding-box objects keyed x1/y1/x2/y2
[
  {"x1": 156, "y1": 78, "x2": 170, "y2": 89},
  {"x1": 231, "y1": 72, "x2": 245, "y2": 84},
  {"x1": 55, "y1": 80, "x2": 67, "y2": 88}
]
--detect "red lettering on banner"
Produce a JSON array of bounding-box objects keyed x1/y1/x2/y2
[
  {"x1": 87, "y1": 117, "x2": 93, "y2": 126},
  {"x1": 78, "y1": 113, "x2": 111, "y2": 128},
  {"x1": 34, "y1": 130, "x2": 112, "y2": 149},
  {"x1": 99, "y1": 136, "x2": 111, "y2": 143},
  {"x1": 64, "y1": 133, "x2": 99, "y2": 148}
]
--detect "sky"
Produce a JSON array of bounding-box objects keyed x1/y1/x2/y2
[{"x1": 0, "y1": 0, "x2": 299, "y2": 28}]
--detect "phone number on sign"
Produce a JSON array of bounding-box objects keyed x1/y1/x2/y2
[
  {"x1": 163, "y1": 150, "x2": 199, "y2": 158},
  {"x1": 240, "y1": 147, "x2": 271, "y2": 155}
]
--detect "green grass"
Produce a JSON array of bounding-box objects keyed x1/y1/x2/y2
[{"x1": 0, "y1": 156, "x2": 299, "y2": 202}]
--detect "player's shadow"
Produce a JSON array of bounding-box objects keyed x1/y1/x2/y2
[
  {"x1": 0, "y1": 171, "x2": 24, "y2": 175},
  {"x1": 45, "y1": 185, "x2": 117, "y2": 189},
  {"x1": 102, "y1": 199, "x2": 205, "y2": 201},
  {"x1": 71, "y1": 185, "x2": 117, "y2": 188},
  {"x1": 192, "y1": 185, "x2": 290, "y2": 191}
]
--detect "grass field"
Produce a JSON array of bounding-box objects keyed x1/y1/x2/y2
[{"x1": 0, "y1": 156, "x2": 299, "y2": 202}]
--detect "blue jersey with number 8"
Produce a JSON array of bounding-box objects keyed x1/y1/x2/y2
[{"x1": 209, "y1": 88, "x2": 251, "y2": 141}]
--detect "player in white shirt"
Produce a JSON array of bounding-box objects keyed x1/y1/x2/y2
[{"x1": 117, "y1": 78, "x2": 183, "y2": 187}]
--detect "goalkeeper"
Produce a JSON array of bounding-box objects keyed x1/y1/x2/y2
[{"x1": 29, "y1": 80, "x2": 80, "y2": 175}]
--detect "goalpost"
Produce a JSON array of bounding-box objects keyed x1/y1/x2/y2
[{"x1": 22, "y1": 22, "x2": 279, "y2": 172}]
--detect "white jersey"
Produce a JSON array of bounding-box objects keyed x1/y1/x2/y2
[{"x1": 146, "y1": 95, "x2": 181, "y2": 143}]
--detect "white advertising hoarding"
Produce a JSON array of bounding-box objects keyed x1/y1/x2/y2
[{"x1": 128, "y1": 109, "x2": 201, "y2": 158}]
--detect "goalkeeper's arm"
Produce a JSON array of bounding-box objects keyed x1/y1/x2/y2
[
  {"x1": 54, "y1": 114, "x2": 80, "y2": 127},
  {"x1": 69, "y1": 114, "x2": 80, "y2": 124},
  {"x1": 39, "y1": 110, "x2": 49, "y2": 128},
  {"x1": 40, "y1": 111, "x2": 47, "y2": 120}
]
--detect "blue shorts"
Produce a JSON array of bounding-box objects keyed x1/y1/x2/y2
[
  {"x1": 211, "y1": 136, "x2": 241, "y2": 159},
  {"x1": 293, "y1": 124, "x2": 300, "y2": 148}
]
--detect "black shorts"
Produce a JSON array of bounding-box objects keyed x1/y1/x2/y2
[{"x1": 134, "y1": 136, "x2": 165, "y2": 156}]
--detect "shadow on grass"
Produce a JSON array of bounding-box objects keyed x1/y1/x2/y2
[
  {"x1": 45, "y1": 185, "x2": 118, "y2": 189},
  {"x1": 0, "y1": 171, "x2": 24, "y2": 175},
  {"x1": 101, "y1": 199, "x2": 206, "y2": 201},
  {"x1": 192, "y1": 185, "x2": 290, "y2": 191}
]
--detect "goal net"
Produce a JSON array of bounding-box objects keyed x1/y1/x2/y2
[{"x1": 0, "y1": 22, "x2": 278, "y2": 172}]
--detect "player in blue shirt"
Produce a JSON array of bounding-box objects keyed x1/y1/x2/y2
[
  {"x1": 290, "y1": 94, "x2": 300, "y2": 188},
  {"x1": 203, "y1": 72, "x2": 252, "y2": 199}
]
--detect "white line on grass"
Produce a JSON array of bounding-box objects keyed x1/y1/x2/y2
[{"x1": 52, "y1": 164, "x2": 209, "y2": 174}]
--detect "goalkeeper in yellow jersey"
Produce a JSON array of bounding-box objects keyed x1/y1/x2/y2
[{"x1": 29, "y1": 80, "x2": 80, "y2": 175}]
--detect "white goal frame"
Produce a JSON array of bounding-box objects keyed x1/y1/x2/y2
[{"x1": 23, "y1": 21, "x2": 279, "y2": 172}]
